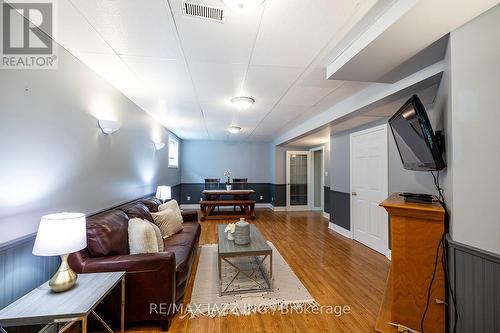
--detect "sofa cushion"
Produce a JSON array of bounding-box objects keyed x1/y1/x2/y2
[
  {"x1": 121, "y1": 202, "x2": 154, "y2": 223},
  {"x1": 86, "y1": 210, "x2": 129, "y2": 257},
  {"x1": 167, "y1": 245, "x2": 195, "y2": 286},
  {"x1": 139, "y1": 198, "x2": 162, "y2": 213}
]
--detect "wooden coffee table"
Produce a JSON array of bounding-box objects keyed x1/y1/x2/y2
[{"x1": 217, "y1": 224, "x2": 272, "y2": 296}]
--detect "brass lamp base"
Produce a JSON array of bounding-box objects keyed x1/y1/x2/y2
[{"x1": 49, "y1": 254, "x2": 78, "y2": 293}]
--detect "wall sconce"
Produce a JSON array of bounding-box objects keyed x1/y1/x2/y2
[
  {"x1": 98, "y1": 119, "x2": 121, "y2": 134},
  {"x1": 154, "y1": 142, "x2": 165, "y2": 150}
]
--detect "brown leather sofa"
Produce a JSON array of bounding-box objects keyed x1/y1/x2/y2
[{"x1": 68, "y1": 197, "x2": 200, "y2": 331}]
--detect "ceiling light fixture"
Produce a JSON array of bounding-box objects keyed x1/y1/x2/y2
[
  {"x1": 97, "y1": 119, "x2": 121, "y2": 135},
  {"x1": 228, "y1": 126, "x2": 242, "y2": 134},
  {"x1": 222, "y1": 0, "x2": 265, "y2": 12},
  {"x1": 230, "y1": 96, "x2": 255, "y2": 110}
]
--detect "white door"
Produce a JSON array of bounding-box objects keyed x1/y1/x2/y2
[
  {"x1": 350, "y1": 124, "x2": 389, "y2": 255},
  {"x1": 286, "y1": 151, "x2": 311, "y2": 211}
]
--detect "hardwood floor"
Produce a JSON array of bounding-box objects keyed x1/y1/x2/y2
[{"x1": 130, "y1": 209, "x2": 390, "y2": 333}]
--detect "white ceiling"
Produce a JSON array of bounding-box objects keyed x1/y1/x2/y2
[
  {"x1": 14, "y1": 0, "x2": 494, "y2": 143},
  {"x1": 17, "y1": 0, "x2": 381, "y2": 142}
]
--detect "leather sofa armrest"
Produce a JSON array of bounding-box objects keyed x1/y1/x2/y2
[
  {"x1": 78, "y1": 252, "x2": 176, "y2": 274},
  {"x1": 181, "y1": 210, "x2": 198, "y2": 222}
]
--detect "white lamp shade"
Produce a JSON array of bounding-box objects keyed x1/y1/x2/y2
[
  {"x1": 156, "y1": 186, "x2": 172, "y2": 201},
  {"x1": 33, "y1": 213, "x2": 87, "y2": 256}
]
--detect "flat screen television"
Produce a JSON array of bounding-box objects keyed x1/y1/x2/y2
[{"x1": 389, "y1": 95, "x2": 445, "y2": 171}]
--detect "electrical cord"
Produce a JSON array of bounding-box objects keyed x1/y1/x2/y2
[{"x1": 420, "y1": 171, "x2": 458, "y2": 333}]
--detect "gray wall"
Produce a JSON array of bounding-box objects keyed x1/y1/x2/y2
[
  {"x1": 181, "y1": 140, "x2": 271, "y2": 183},
  {"x1": 0, "y1": 39, "x2": 181, "y2": 245},
  {"x1": 449, "y1": 5, "x2": 500, "y2": 255}
]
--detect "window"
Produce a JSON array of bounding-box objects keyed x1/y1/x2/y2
[{"x1": 168, "y1": 136, "x2": 179, "y2": 168}]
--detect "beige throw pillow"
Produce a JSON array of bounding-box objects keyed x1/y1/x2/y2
[
  {"x1": 152, "y1": 207, "x2": 183, "y2": 238},
  {"x1": 158, "y1": 199, "x2": 182, "y2": 215},
  {"x1": 148, "y1": 221, "x2": 164, "y2": 252},
  {"x1": 128, "y1": 218, "x2": 159, "y2": 254}
]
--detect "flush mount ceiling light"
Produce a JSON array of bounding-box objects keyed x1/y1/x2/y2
[
  {"x1": 98, "y1": 119, "x2": 121, "y2": 135},
  {"x1": 154, "y1": 142, "x2": 165, "y2": 150},
  {"x1": 222, "y1": 0, "x2": 265, "y2": 12},
  {"x1": 230, "y1": 96, "x2": 255, "y2": 110},
  {"x1": 228, "y1": 126, "x2": 242, "y2": 134}
]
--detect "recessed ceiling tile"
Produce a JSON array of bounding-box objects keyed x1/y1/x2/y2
[
  {"x1": 70, "y1": 0, "x2": 181, "y2": 59},
  {"x1": 251, "y1": 0, "x2": 360, "y2": 67},
  {"x1": 242, "y1": 66, "x2": 303, "y2": 105}
]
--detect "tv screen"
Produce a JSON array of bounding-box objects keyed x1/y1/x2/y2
[{"x1": 389, "y1": 95, "x2": 445, "y2": 171}]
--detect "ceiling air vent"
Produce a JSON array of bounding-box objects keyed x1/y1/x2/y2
[{"x1": 183, "y1": 2, "x2": 225, "y2": 23}]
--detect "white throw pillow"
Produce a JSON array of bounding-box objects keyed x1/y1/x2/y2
[
  {"x1": 151, "y1": 207, "x2": 183, "y2": 238},
  {"x1": 128, "y1": 218, "x2": 159, "y2": 254},
  {"x1": 148, "y1": 221, "x2": 164, "y2": 252}
]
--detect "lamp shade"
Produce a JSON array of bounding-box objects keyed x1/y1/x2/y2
[
  {"x1": 33, "y1": 213, "x2": 87, "y2": 256},
  {"x1": 156, "y1": 186, "x2": 172, "y2": 201}
]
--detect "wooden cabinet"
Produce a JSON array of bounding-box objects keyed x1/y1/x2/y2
[{"x1": 375, "y1": 193, "x2": 445, "y2": 333}]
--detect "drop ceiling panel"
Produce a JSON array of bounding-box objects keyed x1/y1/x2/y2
[
  {"x1": 172, "y1": 4, "x2": 263, "y2": 64},
  {"x1": 76, "y1": 53, "x2": 146, "y2": 98},
  {"x1": 189, "y1": 62, "x2": 247, "y2": 104},
  {"x1": 70, "y1": 0, "x2": 181, "y2": 59},
  {"x1": 251, "y1": 0, "x2": 360, "y2": 68},
  {"x1": 280, "y1": 85, "x2": 336, "y2": 107},
  {"x1": 55, "y1": 0, "x2": 115, "y2": 55},
  {"x1": 317, "y1": 81, "x2": 370, "y2": 107},
  {"x1": 121, "y1": 56, "x2": 195, "y2": 101},
  {"x1": 242, "y1": 66, "x2": 303, "y2": 105}
]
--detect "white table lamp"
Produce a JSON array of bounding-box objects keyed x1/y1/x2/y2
[
  {"x1": 156, "y1": 186, "x2": 172, "y2": 203},
  {"x1": 33, "y1": 213, "x2": 87, "y2": 292}
]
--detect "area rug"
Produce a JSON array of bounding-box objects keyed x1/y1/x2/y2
[{"x1": 183, "y1": 241, "x2": 318, "y2": 318}]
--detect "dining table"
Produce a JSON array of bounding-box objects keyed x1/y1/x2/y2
[{"x1": 200, "y1": 189, "x2": 256, "y2": 221}]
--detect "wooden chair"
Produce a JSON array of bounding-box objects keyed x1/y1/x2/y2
[
  {"x1": 232, "y1": 178, "x2": 248, "y2": 210},
  {"x1": 232, "y1": 178, "x2": 248, "y2": 190},
  {"x1": 205, "y1": 178, "x2": 220, "y2": 212},
  {"x1": 204, "y1": 178, "x2": 220, "y2": 191}
]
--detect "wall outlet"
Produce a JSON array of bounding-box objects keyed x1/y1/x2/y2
[
  {"x1": 187, "y1": 196, "x2": 191, "y2": 201},
  {"x1": 271, "y1": 197, "x2": 274, "y2": 202},
  {"x1": 260, "y1": 195, "x2": 263, "y2": 200}
]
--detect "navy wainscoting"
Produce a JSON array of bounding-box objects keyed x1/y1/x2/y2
[
  {"x1": 0, "y1": 236, "x2": 60, "y2": 310},
  {"x1": 329, "y1": 190, "x2": 350, "y2": 230},
  {"x1": 179, "y1": 183, "x2": 275, "y2": 206}
]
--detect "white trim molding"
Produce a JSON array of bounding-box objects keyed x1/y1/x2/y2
[
  {"x1": 328, "y1": 222, "x2": 353, "y2": 239},
  {"x1": 271, "y1": 205, "x2": 287, "y2": 212},
  {"x1": 322, "y1": 212, "x2": 330, "y2": 220}
]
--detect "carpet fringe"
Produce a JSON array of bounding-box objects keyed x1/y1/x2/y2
[{"x1": 180, "y1": 299, "x2": 320, "y2": 319}]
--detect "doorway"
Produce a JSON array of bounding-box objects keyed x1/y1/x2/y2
[
  {"x1": 310, "y1": 147, "x2": 324, "y2": 211},
  {"x1": 286, "y1": 151, "x2": 311, "y2": 211},
  {"x1": 350, "y1": 124, "x2": 389, "y2": 256}
]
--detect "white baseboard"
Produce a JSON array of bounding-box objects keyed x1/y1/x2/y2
[
  {"x1": 180, "y1": 204, "x2": 200, "y2": 210},
  {"x1": 328, "y1": 222, "x2": 352, "y2": 239},
  {"x1": 386, "y1": 250, "x2": 391, "y2": 261},
  {"x1": 271, "y1": 205, "x2": 287, "y2": 212},
  {"x1": 322, "y1": 212, "x2": 330, "y2": 220}
]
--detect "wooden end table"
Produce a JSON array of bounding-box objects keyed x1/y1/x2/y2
[{"x1": 0, "y1": 272, "x2": 125, "y2": 333}]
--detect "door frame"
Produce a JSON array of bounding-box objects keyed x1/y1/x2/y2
[
  {"x1": 349, "y1": 123, "x2": 389, "y2": 256},
  {"x1": 286, "y1": 150, "x2": 312, "y2": 211},
  {"x1": 309, "y1": 146, "x2": 324, "y2": 211}
]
